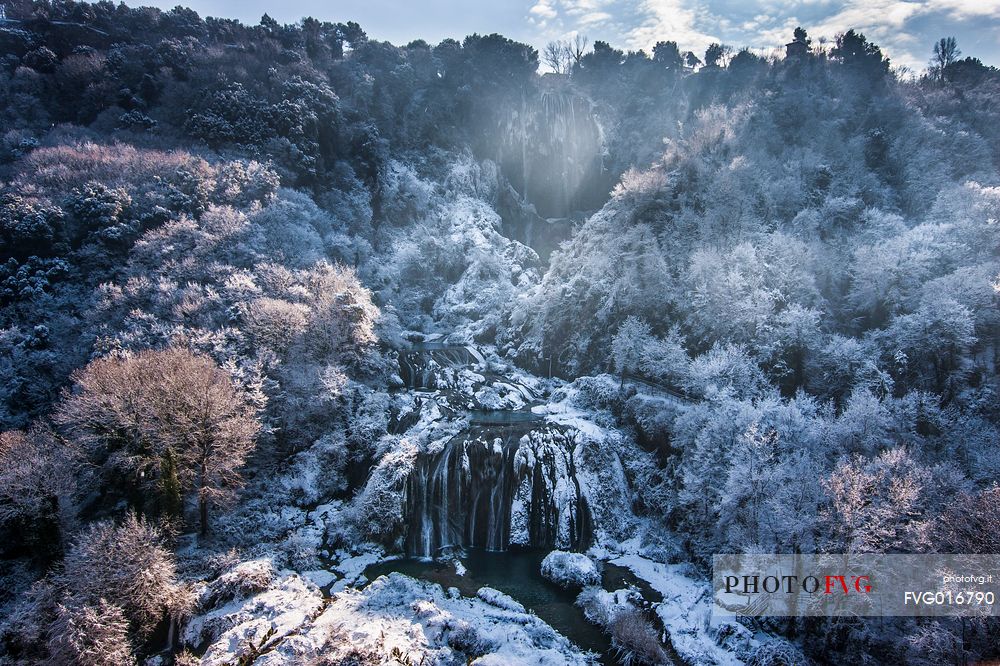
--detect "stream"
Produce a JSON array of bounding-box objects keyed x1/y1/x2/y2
[{"x1": 364, "y1": 550, "x2": 667, "y2": 664}]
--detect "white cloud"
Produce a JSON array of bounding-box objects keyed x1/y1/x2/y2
[
  {"x1": 529, "y1": 0, "x2": 558, "y2": 21},
  {"x1": 524, "y1": 0, "x2": 1000, "y2": 71},
  {"x1": 579, "y1": 10, "x2": 613, "y2": 25},
  {"x1": 929, "y1": 0, "x2": 1000, "y2": 19},
  {"x1": 626, "y1": 0, "x2": 719, "y2": 54}
]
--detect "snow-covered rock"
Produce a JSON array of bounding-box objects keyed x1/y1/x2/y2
[
  {"x1": 199, "y1": 558, "x2": 277, "y2": 608},
  {"x1": 185, "y1": 570, "x2": 324, "y2": 666},
  {"x1": 541, "y1": 551, "x2": 601, "y2": 589},
  {"x1": 476, "y1": 586, "x2": 526, "y2": 613},
  {"x1": 329, "y1": 548, "x2": 385, "y2": 594},
  {"x1": 575, "y1": 586, "x2": 641, "y2": 627}
]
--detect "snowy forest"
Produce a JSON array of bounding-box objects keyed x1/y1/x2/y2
[{"x1": 1, "y1": 1, "x2": 999, "y2": 664}]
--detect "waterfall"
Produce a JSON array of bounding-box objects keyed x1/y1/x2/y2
[
  {"x1": 398, "y1": 343, "x2": 482, "y2": 389},
  {"x1": 495, "y1": 84, "x2": 605, "y2": 219},
  {"x1": 394, "y1": 340, "x2": 592, "y2": 559},
  {"x1": 403, "y1": 423, "x2": 591, "y2": 558}
]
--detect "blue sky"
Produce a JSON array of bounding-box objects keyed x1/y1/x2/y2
[{"x1": 130, "y1": 0, "x2": 1000, "y2": 73}]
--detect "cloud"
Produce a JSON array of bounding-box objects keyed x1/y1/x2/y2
[
  {"x1": 523, "y1": 0, "x2": 1000, "y2": 71},
  {"x1": 772, "y1": 0, "x2": 984, "y2": 70},
  {"x1": 529, "y1": 0, "x2": 558, "y2": 21},
  {"x1": 626, "y1": 0, "x2": 719, "y2": 54},
  {"x1": 526, "y1": 0, "x2": 620, "y2": 42},
  {"x1": 929, "y1": 0, "x2": 1000, "y2": 20},
  {"x1": 578, "y1": 11, "x2": 613, "y2": 25}
]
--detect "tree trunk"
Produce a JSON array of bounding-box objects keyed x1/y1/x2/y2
[
  {"x1": 199, "y1": 496, "x2": 208, "y2": 537},
  {"x1": 199, "y1": 455, "x2": 209, "y2": 537},
  {"x1": 166, "y1": 614, "x2": 176, "y2": 650}
]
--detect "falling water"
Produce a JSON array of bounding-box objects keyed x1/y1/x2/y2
[
  {"x1": 398, "y1": 342, "x2": 485, "y2": 389},
  {"x1": 496, "y1": 84, "x2": 604, "y2": 218},
  {"x1": 396, "y1": 342, "x2": 592, "y2": 559},
  {"x1": 403, "y1": 423, "x2": 592, "y2": 558}
]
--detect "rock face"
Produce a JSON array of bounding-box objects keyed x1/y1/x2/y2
[
  {"x1": 404, "y1": 422, "x2": 592, "y2": 558},
  {"x1": 398, "y1": 343, "x2": 485, "y2": 390}
]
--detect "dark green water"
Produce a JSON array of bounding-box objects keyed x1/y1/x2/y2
[{"x1": 365, "y1": 548, "x2": 614, "y2": 661}]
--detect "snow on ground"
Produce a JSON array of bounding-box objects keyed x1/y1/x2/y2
[
  {"x1": 184, "y1": 567, "x2": 325, "y2": 666},
  {"x1": 474, "y1": 381, "x2": 529, "y2": 410},
  {"x1": 531, "y1": 390, "x2": 608, "y2": 439},
  {"x1": 608, "y1": 553, "x2": 754, "y2": 666},
  {"x1": 215, "y1": 572, "x2": 598, "y2": 665},
  {"x1": 328, "y1": 547, "x2": 386, "y2": 593},
  {"x1": 540, "y1": 550, "x2": 601, "y2": 589}
]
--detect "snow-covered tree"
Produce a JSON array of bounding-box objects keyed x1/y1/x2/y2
[
  {"x1": 0, "y1": 426, "x2": 78, "y2": 558},
  {"x1": 47, "y1": 599, "x2": 135, "y2": 666},
  {"x1": 611, "y1": 316, "x2": 651, "y2": 385},
  {"x1": 55, "y1": 347, "x2": 260, "y2": 535},
  {"x1": 820, "y1": 448, "x2": 933, "y2": 553}
]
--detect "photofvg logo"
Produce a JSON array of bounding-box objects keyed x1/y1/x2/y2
[{"x1": 713, "y1": 554, "x2": 1000, "y2": 617}]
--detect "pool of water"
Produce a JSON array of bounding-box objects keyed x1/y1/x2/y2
[
  {"x1": 466, "y1": 409, "x2": 541, "y2": 425},
  {"x1": 406, "y1": 341, "x2": 464, "y2": 351},
  {"x1": 365, "y1": 548, "x2": 614, "y2": 661}
]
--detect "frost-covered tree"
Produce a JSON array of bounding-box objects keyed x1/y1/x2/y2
[
  {"x1": 47, "y1": 599, "x2": 135, "y2": 666},
  {"x1": 930, "y1": 37, "x2": 960, "y2": 82},
  {"x1": 611, "y1": 316, "x2": 651, "y2": 385},
  {"x1": 2, "y1": 514, "x2": 192, "y2": 663},
  {"x1": 55, "y1": 348, "x2": 260, "y2": 535},
  {"x1": 881, "y1": 294, "x2": 976, "y2": 397},
  {"x1": 55, "y1": 514, "x2": 191, "y2": 638},
  {"x1": 932, "y1": 485, "x2": 1000, "y2": 553},
  {"x1": 0, "y1": 426, "x2": 78, "y2": 558},
  {"x1": 637, "y1": 326, "x2": 688, "y2": 385},
  {"x1": 820, "y1": 448, "x2": 934, "y2": 553}
]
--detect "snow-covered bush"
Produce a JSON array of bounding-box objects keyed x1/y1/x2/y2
[
  {"x1": 745, "y1": 641, "x2": 811, "y2": 666},
  {"x1": 57, "y1": 515, "x2": 191, "y2": 638},
  {"x1": 476, "y1": 587, "x2": 526, "y2": 613},
  {"x1": 569, "y1": 374, "x2": 630, "y2": 412},
  {"x1": 47, "y1": 599, "x2": 134, "y2": 666},
  {"x1": 540, "y1": 551, "x2": 600, "y2": 589},
  {"x1": 280, "y1": 434, "x2": 349, "y2": 505},
  {"x1": 576, "y1": 586, "x2": 617, "y2": 626},
  {"x1": 202, "y1": 559, "x2": 276, "y2": 607},
  {"x1": 446, "y1": 620, "x2": 499, "y2": 658},
  {"x1": 609, "y1": 608, "x2": 670, "y2": 666},
  {"x1": 351, "y1": 441, "x2": 417, "y2": 540}
]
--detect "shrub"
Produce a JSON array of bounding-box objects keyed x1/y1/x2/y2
[
  {"x1": 609, "y1": 609, "x2": 670, "y2": 666},
  {"x1": 47, "y1": 599, "x2": 135, "y2": 666}
]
